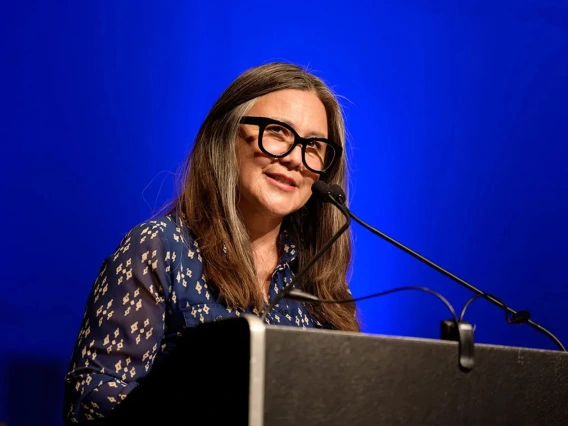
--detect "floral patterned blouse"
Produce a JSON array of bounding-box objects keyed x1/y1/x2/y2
[{"x1": 63, "y1": 214, "x2": 327, "y2": 423}]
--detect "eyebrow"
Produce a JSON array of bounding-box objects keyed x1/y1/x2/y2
[{"x1": 274, "y1": 117, "x2": 328, "y2": 139}]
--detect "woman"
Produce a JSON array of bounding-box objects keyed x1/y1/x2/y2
[{"x1": 63, "y1": 62, "x2": 359, "y2": 423}]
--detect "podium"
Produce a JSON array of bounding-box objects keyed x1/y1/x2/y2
[{"x1": 105, "y1": 315, "x2": 568, "y2": 425}]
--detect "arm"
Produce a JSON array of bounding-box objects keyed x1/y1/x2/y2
[{"x1": 64, "y1": 220, "x2": 173, "y2": 423}]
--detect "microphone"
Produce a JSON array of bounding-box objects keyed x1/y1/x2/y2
[
  {"x1": 327, "y1": 183, "x2": 565, "y2": 351},
  {"x1": 259, "y1": 181, "x2": 351, "y2": 322}
]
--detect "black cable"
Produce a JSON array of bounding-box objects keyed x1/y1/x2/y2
[
  {"x1": 459, "y1": 293, "x2": 564, "y2": 350},
  {"x1": 286, "y1": 285, "x2": 459, "y2": 324},
  {"x1": 287, "y1": 285, "x2": 478, "y2": 371}
]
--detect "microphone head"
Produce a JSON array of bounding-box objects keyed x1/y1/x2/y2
[
  {"x1": 329, "y1": 184, "x2": 347, "y2": 204},
  {"x1": 311, "y1": 180, "x2": 332, "y2": 199}
]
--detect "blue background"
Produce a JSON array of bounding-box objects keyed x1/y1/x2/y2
[{"x1": 1, "y1": 1, "x2": 567, "y2": 424}]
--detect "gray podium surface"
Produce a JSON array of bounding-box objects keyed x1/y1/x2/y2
[
  {"x1": 106, "y1": 315, "x2": 568, "y2": 426},
  {"x1": 261, "y1": 318, "x2": 568, "y2": 425}
]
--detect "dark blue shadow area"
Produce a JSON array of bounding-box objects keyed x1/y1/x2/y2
[{"x1": 2, "y1": 355, "x2": 67, "y2": 426}]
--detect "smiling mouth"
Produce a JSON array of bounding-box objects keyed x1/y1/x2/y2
[{"x1": 265, "y1": 173, "x2": 297, "y2": 187}]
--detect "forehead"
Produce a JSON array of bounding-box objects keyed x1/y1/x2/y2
[{"x1": 248, "y1": 89, "x2": 329, "y2": 137}]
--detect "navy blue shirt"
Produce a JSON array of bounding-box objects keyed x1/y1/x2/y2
[{"x1": 63, "y1": 214, "x2": 326, "y2": 423}]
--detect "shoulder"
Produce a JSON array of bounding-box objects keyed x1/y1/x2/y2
[
  {"x1": 106, "y1": 214, "x2": 199, "y2": 265},
  {"x1": 122, "y1": 214, "x2": 194, "y2": 247}
]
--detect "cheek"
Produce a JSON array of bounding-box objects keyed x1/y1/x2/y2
[
  {"x1": 237, "y1": 143, "x2": 270, "y2": 179},
  {"x1": 300, "y1": 174, "x2": 319, "y2": 200}
]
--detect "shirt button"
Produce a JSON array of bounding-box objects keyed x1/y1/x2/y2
[
  {"x1": 214, "y1": 315, "x2": 223, "y2": 321},
  {"x1": 279, "y1": 308, "x2": 289, "y2": 316}
]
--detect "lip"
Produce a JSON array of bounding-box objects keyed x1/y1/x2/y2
[
  {"x1": 264, "y1": 173, "x2": 297, "y2": 192},
  {"x1": 265, "y1": 172, "x2": 297, "y2": 187}
]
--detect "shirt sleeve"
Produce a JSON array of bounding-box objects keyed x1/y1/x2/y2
[{"x1": 64, "y1": 220, "x2": 173, "y2": 423}]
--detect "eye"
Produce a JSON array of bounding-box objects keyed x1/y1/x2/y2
[
  {"x1": 267, "y1": 125, "x2": 287, "y2": 135},
  {"x1": 306, "y1": 140, "x2": 325, "y2": 152},
  {"x1": 265, "y1": 124, "x2": 293, "y2": 141}
]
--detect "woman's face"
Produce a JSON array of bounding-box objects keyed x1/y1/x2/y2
[{"x1": 236, "y1": 89, "x2": 328, "y2": 222}]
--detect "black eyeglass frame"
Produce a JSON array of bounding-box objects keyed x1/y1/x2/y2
[{"x1": 239, "y1": 116, "x2": 342, "y2": 174}]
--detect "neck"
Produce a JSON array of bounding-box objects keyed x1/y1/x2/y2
[
  {"x1": 238, "y1": 200, "x2": 284, "y2": 250},
  {"x1": 240, "y1": 210, "x2": 284, "y2": 300},
  {"x1": 243, "y1": 216, "x2": 282, "y2": 253}
]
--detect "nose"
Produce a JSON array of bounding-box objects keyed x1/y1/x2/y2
[{"x1": 279, "y1": 144, "x2": 304, "y2": 169}]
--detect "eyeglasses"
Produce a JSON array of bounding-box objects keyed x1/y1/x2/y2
[{"x1": 239, "y1": 116, "x2": 342, "y2": 174}]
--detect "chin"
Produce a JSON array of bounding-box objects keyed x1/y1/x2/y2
[
  {"x1": 259, "y1": 199, "x2": 302, "y2": 219},
  {"x1": 263, "y1": 205, "x2": 298, "y2": 218},
  {"x1": 259, "y1": 197, "x2": 303, "y2": 218}
]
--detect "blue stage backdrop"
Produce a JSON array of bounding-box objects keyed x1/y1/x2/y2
[{"x1": 1, "y1": 1, "x2": 567, "y2": 424}]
